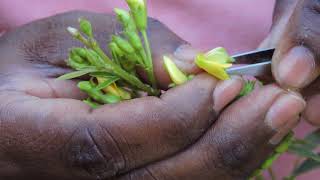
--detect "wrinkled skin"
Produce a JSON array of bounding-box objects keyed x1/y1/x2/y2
[
  {"x1": 0, "y1": 11, "x2": 304, "y2": 180},
  {"x1": 260, "y1": 0, "x2": 320, "y2": 126}
]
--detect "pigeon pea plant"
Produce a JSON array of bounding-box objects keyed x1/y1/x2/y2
[{"x1": 58, "y1": 0, "x2": 320, "y2": 179}]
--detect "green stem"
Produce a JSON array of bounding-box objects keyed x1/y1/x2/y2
[
  {"x1": 89, "y1": 39, "x2": 159, "y2": 96},
  {"x1": 256, "y1": 173, "x2": 265, "y2": 180},
  {"x1": 141, "y1": 30, "x2": 157, "y2": 89},
  {"x1": 113, "y1": 65, "x2": 159, "y2": 95},
  {"x1": 268, "y1": 168, "x2": 276, "y2": 180}
]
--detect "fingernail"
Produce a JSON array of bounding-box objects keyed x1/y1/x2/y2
[
  {"x1": 269, "y1": 116, "x2": 299, "y2": 145},
  {"x1": 213, "y1": 76, "x2": 244, "y2": 112},
  {"x1": 174, "y1": 44, "x2": 198, "y2": 60},
  {"x1": 277, "y1": 46, "x2": 315, "y2": 88},
  {"x1": 265, "y1": 92, "x2": 305, "y2": 135}
]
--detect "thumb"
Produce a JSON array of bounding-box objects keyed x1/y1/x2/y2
[{"x1": 272, "y1": 0, "x2": 320, "y2": 89}]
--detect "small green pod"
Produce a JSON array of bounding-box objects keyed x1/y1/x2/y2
[
  {"x1": 112, "y1": 35, "x2": 135, "y2": 54},
  {"x1": 79, "y1": 18, "x2": 93, "y2": 37}
]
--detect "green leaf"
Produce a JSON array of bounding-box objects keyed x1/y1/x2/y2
[
  {"x1": 95, "y1": 76, "x2": 120, "y2": 90},
  {"x1": 303, "y1": 129, "x2": 320, "y2": 150},
  {"x1": 291, "y1": 156, "x2": 320, "y2": 178},
  {"x1": 90, "y1": 72, "x2": 116, "y2": 78},
  {"x1": 57, "y1": 69, "x2": 97, "y2": 80},
  {"x1": 288, "y1": 145, "x2": 320, "y2": 162}
]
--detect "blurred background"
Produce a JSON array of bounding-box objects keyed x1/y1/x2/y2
[{"x1": 0, "y1": 0, "x2": 319, "y2": 179}]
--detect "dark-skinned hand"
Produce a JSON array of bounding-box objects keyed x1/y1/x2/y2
[
  {"x1": 261, "y1": 0, "x2": 320, "y2": 126},
  {"x1": 0, "y1": 11, "x2": 305, "y2": 180}
]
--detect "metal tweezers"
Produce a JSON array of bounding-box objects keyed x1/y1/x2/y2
[{"x1": 227, "y1": 48, "x2": 275, "y2": 81}]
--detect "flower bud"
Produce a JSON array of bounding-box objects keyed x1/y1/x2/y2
[
  {"x1": 109, "y1": 42, "x2": 125, "y2": 57},
  {"x1": 67, "y1": 58, "x2": 88, "y2": 70},
  {"x1": 78, "y1": 81, "x2": 121, "y2": 104},
  {"x1": 126, "y1": 0, "x2": 147, "y2": 30},
  {"x1": 71, "y1": 48, "x2": 87, "y2": 58},
  {"x1": 85, "y1": 49, "x2": 104, "y2": 67},
  {"x1": 125, "y1": 31, "x2": 143, "y2": 50},
  {"x1": 114, "y1": 8, "x2": 136, "y2": 31},
  {"x1": 79, "y1": 18, "x2": 93, "y2": 37},
  {"x1": 163, "y1": 56, "x2": 188, "y2": 85},
  {"x1": 67, "y1": 27, "x2": 80, "y2": 37},
  {"x1": 112, "y1": 35, "x2": 135, "y2": 54}
]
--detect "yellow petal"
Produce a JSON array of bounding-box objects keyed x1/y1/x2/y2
[
  {"x1": 163, "y1": 56, "x2": 188, "y2": 85},
  {"x1": 205, "y1": 47, "x2": 233, "y2": 64},
  {"x1": 97, "y1": 78, "x2": 131, "y2": 99},
  {"x1": 195, "y1": 57, "x2": 230, "y2": 80}
]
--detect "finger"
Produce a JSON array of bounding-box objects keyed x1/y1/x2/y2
[
  {"x1": 303, "y1": 94, "x2": 320, "y2": 126},
  {"x1": 272, "y1": 0, "x2": 320, "y2": 89},
  {"x1": 0, "y1": 74, "x2": 243, "y2": 179},
  {"x1": 119, "y1": 85, "x2": 306, "y2": 180},
  {"x1": 0, "y1": 73, "x2": 86, "y2": 99},
  {"x1": 259, "y1": 0, "x2": 299, "y2": 49}
]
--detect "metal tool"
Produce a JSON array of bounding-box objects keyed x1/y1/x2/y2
[{"x1": 227, "y1": 48, "x2": 275, "y2": 77}]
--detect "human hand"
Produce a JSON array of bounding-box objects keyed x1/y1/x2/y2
[
  {"x1": 263, "y1": 0, "x2": 320, "y2": 126},
  {"x1": 0, "y1": 11, "x2": 305, "y2": 180}
]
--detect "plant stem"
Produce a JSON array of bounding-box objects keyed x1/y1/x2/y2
[
  {"x1": 141, "y1": 30, "x2": 157, "y2": 89},
  {"x1": 113, "y1": 65, "x2": 159, "y2": 95},
  {"x1": 89, "y1": 39, "x2": 159, "y2": 96},
  {"x1": 256, "y1": 174, "x2": 265, "y2": 180},
  {"x1": 268, "y1": 168, "x2": 276, "y2": 180}
]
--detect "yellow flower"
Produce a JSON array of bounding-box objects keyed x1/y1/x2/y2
[{"x1": 195, "y1": 47, "x2": 233, "y2": 80}]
